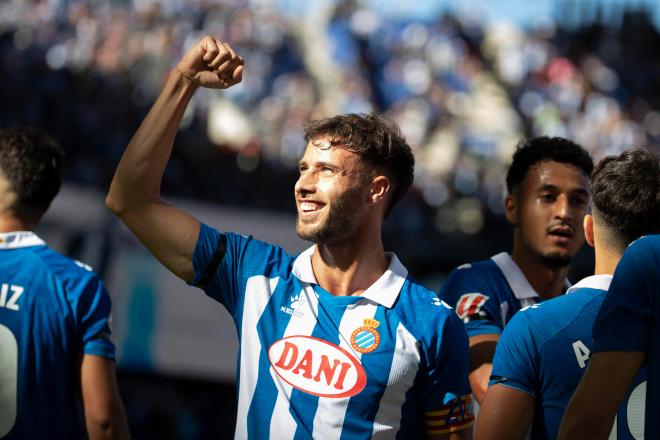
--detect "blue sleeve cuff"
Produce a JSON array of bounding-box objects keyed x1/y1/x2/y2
[
  {"x1": 488, "y1": 380, "x2": 536, "y2": 398},
  {"x1": 83, "y1": 337, "x2": 116, "y2": 360},
  {"x1": 465, "y1": 320, "x2": 502, "y2": 338}
]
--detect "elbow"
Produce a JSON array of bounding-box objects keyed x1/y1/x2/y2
[
  {"x1": 105, "y1": 187, "x2": 146, "y2": 218},
  {"x1": 105, "y1": 193, "x2": 124, "y2": 216},
  {"x1": 86, "y1": 412, "x2": 128, "y2": 440}
]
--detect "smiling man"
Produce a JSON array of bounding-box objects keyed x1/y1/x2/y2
[
  {"x1": 106, "y1": 36, "x2": 474, "y2": 439},
  {"x1": 438, "y1": 137, "x2": 593, "y2": 405}
]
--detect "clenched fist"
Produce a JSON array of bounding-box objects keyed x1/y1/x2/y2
[{"x1": 175, "y1": 36, "x2": 244, "y2": 89}]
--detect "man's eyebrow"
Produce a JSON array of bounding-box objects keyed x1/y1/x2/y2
[
  {"x1": 536, "y1": 183, "x2": 559, "y2": 192},
  {"x1": 571, "y1": 188, "x2": 590, "y2": 196},
  {"x1": 536, "y1": 183, "x2": 589, "y2": 196}
]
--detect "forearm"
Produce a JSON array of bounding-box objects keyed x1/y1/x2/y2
[
  {"x1": 468, "y1": 333, "x2": 498, "y2": 404},
  {"x1": 81, "y1": 355, "x2": 131, "y2": 440},
  {"x1": 85, "y1": 401, "x2": 130, "y2": 440},
  {"x1": 106, "y1": 69, "x2": 198, "y2": 214},
  {"x1": 469, "y1": 363, "x2": 491, "y2": 404}
]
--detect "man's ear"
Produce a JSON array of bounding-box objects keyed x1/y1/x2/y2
[
  {"x1": 369, "y1": 175, "x2": 390, "y2": 205},
  {"x1": 584, "y1": 214, "x2": 595, "y2": 247},
  {"x1": 504, "y1": 194, "x2": 518, "y2": 225}
]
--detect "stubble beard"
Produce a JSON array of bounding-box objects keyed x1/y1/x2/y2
[
  {"x1": 540, "y1": 251, "x2": 572, "y2": 268},
  {"x1": 296, "y1": 187, "x2": 364, "y2": 245}
]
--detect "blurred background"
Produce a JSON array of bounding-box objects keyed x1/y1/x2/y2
[{"x1": 2, "y1": 0, "x2": 660, "y2": 437}]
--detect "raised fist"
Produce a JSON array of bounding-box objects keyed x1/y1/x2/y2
[{"x1": 176, "y1": 36, "x2": 244, "y2": 89}]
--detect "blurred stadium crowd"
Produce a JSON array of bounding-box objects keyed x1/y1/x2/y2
[
  {"x1": 2, "y1": 1, "x2": 660, "y2": 438},
  {"x1": 2, "y1": 0, "x2": 659, "y2": 239}
]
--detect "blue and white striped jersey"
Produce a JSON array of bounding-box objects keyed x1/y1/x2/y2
[
  {"x1": 0, "y1": 231, "x2": 115, "y2": 439},
  {"x1": 190, "y1": 224, "x2": 474, "y2": 439},
  {"x1": 439, "y1": 253, "x2": 569, "y2": 338}
]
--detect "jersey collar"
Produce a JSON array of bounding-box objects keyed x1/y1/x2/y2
[
  {"x1": 491, "y1": 252, "x2": 571, "y2": 300},
  {"x1": 292, "y1": 245, "x2": 408, "y2": 308},
  {"x1": 566, "y1": 274, "x2": 612, "y2": 293},
  {"x1": 0, "y1": 231, "x2": 45, "y2": 249}
]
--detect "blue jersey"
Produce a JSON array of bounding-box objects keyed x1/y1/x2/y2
[
  {"x1": 439, "y1": 253, "x2": 567, "y2": 337},
  {"x1": 593, "y1": 234, "x2": 660, "y2": 438},
  {"x1": 190, "y1": 224, "x2": 474, "y2": 439},
  {"x1": 490, "y1": 275, "x2": 646, "y2": 439},
  {"x1": 0, "y1": 231, "x2": 115, "y2": 439}
]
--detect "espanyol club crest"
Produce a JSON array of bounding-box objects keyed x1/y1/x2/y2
[{"x1": 350, "y1": 318, "x2": 381, "y2": 354}]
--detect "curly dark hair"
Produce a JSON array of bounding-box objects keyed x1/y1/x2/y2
[
  {"x1": 591, "y1": 148, "x2": 660, "y2": 250},
  {"x1": 0, "y1": 127, "x2": 64, "y2": 223},
  {"x1": 303, "y1": 113, "x2": 415, "y2": 218},
  {"x1": 506, "y1": 137, "x2": 594, "y2": 194}
]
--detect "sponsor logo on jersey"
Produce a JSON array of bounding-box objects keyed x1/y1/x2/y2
[
  {"x1": 74, "y1": 260, "x2": 93, "y2": 272},
  {"x1": 280, "y1": 293, "x2": 305, "y2": 318},
  {"x1": 455, "y1": 293, "x2": 489, "y2": 320},
  {"x1": 432, "y1": 297, "x2": 453, "y2": 309},
  {"x1": 350, "y1": 318, "x2": 381, "y2": 354},
  {"x1": 268, "y1": 335, "x2": 367, "y2": 398}
]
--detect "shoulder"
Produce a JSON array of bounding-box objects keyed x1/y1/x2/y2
[
  {"x1": 620, "y1": 234, "x2": 660, "y2": 270},
  {"x1": 509, "y1": 288, "x2": 602, "y2": 340},
  {"x1": 198, "y1": 223, "x2": 294, "y2": 272},
  {"x1": 439, "y1": 258, "x2": 502, "y2": 297},
  {"x1": 397, "y1": 278, "x2": 465, "y2": 341},
  {"x1": 444, "y1": 258, "x2": 500, "y2": 284},
  {"x1": 31, "y1": 246, "x2": 102, "y2": 283}
]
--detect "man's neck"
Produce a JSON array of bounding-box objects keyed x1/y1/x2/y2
[
  {"x1": 511, "y1": 248, "x2": 569, "y2": 299},
  {"x1": 0, "y1": 214, "x2": 31, "y2": 233},
  {"x1": 311, "y1": 234, "x2": 388, "y2": 297}
]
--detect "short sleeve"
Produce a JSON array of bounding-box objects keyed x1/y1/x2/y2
[
  {"x1": 489, "y1": 311, "x2": 538, "y2": 397},
  {"x1": 419, "y1": 312, "x2": 475, "y2": 435},
  {"x1": 72, "y1": 273, "x2": 115, "y2": 359},
  {"x1": 189, "y1": 223, "x2": 288, "y2": 316},
  {"x1": 438, "y1": 266, "x2": 502, "y2": 337},
  {"x1": 593, "y1": 237, "x2": 657, "y2": 353}
]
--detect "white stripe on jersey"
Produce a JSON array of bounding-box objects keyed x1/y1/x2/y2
[
  {"x1": 311, "y1": 300, "x2": 378, "y2": 439},
  {"x1": 268, "y1": 283, "x2": 319, "y2": 439},
  {"x1": 235, "y1": 276, "x2": 280, "y2": 440},
  {"x1": 371, "y1": 323, "x2": 420, "y2": 438}
]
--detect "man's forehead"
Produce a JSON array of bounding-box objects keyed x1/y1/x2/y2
[
  {"x1": 531, "y1": 161, "x2": 588, "y2": 182},
  {"x1": 302, "y1": 138, "x2": 358, "y2": 162}
]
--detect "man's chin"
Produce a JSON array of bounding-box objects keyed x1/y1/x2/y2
[{"x1": 541, "y1": 251, "x2": 572, "y2": 268}]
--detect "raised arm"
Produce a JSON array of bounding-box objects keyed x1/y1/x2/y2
[{"x1": 106, "y1": 36, "x2": 243, "y2": 281}]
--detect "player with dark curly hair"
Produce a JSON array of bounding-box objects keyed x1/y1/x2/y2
[
  {"x1": 439, "y1": 136, "x2": 593, "y2": 405},
  {"x1": 478, "y1": 148, "x2": 659, "y2": 439},
  {"x1": 0, "y1": 127, "x2": 129, "y2": 439}
]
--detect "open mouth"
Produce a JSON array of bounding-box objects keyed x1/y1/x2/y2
[
  {"x1": 548, "y1": 227, "x2": 574, "y2": 241},
  {"x1": 298, "y1": 200, "x2": 326, "y2": 215}
]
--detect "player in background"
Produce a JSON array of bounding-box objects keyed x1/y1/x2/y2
[
  {"x1": 0, "y1": 127, "x2": 129, "y2": 439},
  {"x1": 105, "y1": 35, "x2": 474, "y2": 439},
  {"x1": 438, "y1": 138, "x2": 593, "y2": 404},
  {"x1": 476, "y1": 148, "x2": 659, "y2": 439},
  {"x1": 559, "y1": 214, "x2": 660, "y2": 433}
]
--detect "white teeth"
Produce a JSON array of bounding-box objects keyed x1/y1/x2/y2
[{"x1": 300, "y1": 202, "x2": 322, "y2": 212}]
